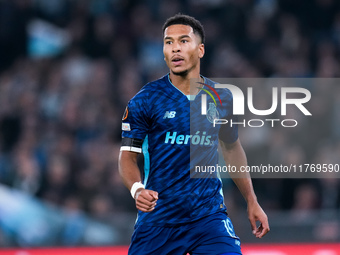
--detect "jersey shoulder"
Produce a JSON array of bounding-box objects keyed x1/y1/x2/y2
[
  {"x1": 203, "y1": 77, "x2": 233, "y2": 101},
  {"x1": 129, "y1": 75, "x2": 169, "y2": 104}
]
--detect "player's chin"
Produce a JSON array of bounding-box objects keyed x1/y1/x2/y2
[{"x1": 171, "y1": 68, "x2": 188, "y2": 76}]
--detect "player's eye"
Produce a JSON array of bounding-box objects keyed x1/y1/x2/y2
[
  {"x1": 181, "y1": 39, "x2": 188, "y2": 43},
  {"x1": 165, "y1": 41, "x2": 172, "y2": 45}
]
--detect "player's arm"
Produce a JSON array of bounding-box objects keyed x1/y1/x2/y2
[
  {"x1": 219, "y1": 138, "x2": 270, "y2": 238},
  {"x1": 119, "y1": 142, "x2": 158, "y2": 213}
]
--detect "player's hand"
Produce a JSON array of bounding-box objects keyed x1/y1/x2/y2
[
  {"x1": 135, "y1": 188, "x2": 158, "y2": 213},
  {"x1": 247, "y1": 201, "x2": 270, "y2": 238}
]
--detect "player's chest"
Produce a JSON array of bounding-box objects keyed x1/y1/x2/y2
[
  {"x1": 149, "y1": 98, "x2": 221, "y2": 133},
  {"x1": 150, "y1": 98, "x2": 189, "y2": 131}
]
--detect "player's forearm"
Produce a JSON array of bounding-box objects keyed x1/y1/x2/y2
[
  {"x1": 118, "y1": 150, "x2": 142, "y2": 190},
  {"x1": 231, "y1": 176, "x2": 257, "y2": 204},
  {"x1": 220, "y1": 139, "x2": 257, "y2": 204}
]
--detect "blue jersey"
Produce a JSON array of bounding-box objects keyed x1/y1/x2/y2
[{"x1": 121, "y1": 74, "x2": 238, "y2": 226}]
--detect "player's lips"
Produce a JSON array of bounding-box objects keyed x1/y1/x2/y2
[{"x1": 171, "y1": 55, "x2": 184, "y2": 66}]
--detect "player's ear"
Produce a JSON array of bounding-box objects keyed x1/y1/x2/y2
[{"x1": 198, "y1": 43, "x2": 205, "y2": 59}]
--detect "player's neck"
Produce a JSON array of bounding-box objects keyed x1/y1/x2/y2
[{"x1": 169, "y1": 70, "x2": 202, "y2": 95}]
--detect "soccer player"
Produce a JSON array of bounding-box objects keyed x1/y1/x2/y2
[{"x1": 119, "y1": 14, "x2": 269, "y2": 255}]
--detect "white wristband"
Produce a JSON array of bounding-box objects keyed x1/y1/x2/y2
[{"x1": 130, "y1": 182, "x2": 145, "y2": 199}]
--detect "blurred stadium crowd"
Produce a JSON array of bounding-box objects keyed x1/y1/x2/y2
[{"x1": 0, "y1": 0, "x2": 340, "y2": 246}]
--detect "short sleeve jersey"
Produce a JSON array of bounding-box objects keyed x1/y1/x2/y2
[{"x1": 121, "y1": 74, "x2": 238, "y2": 226}]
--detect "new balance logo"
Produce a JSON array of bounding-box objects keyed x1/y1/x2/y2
[{"x1": 163, "y1": 111, "x2": 176, "y2": 119}]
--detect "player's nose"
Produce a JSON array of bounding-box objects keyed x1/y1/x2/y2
[{"x1": 172, "y1": 42, "x2": 181, "y2": 52}]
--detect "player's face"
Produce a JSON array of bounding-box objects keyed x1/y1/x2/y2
[{"x1": 163, "y1": 24, "x2": 204, "y2": 76}]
